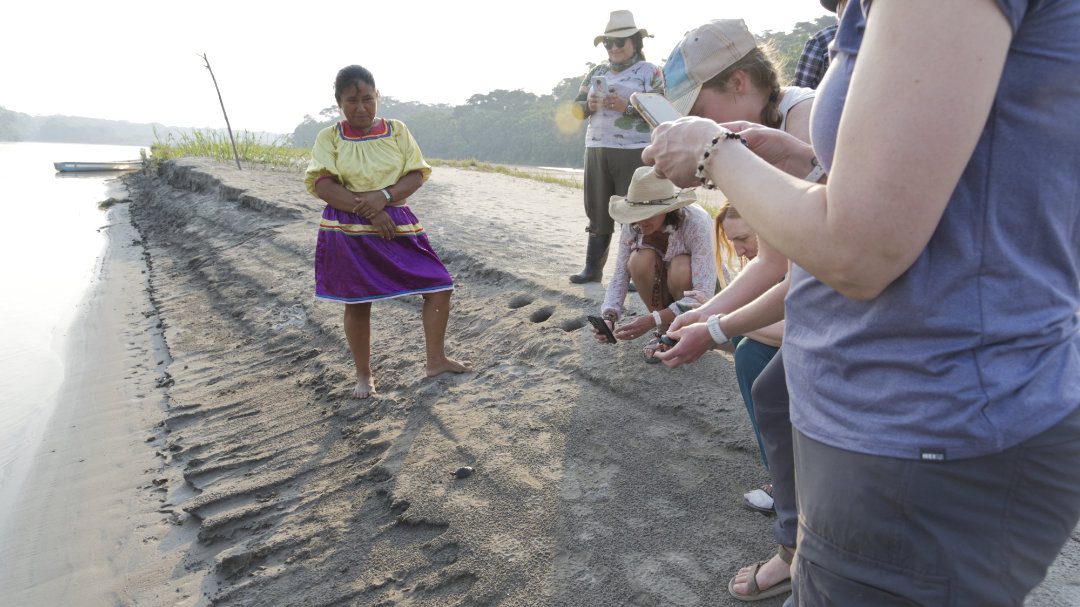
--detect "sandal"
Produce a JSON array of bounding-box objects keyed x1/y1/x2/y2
[
  {"x1": 742, "y1": 483, "x2": 775, "y2": 514},
  {"x1": 727, "y1": 557, "x2": 792, "y2": 602},
  {"x1": 642, "y1": 335, "x2": 662, "y2": 363}
]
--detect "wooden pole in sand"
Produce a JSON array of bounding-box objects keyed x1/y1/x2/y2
[{"x1": 200, "y1": 53, "x2": 242, "y2": 170}]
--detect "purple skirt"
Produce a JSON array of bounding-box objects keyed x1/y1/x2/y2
[{"x1": 314, "y1": 205, "x2": 453, "y2": 304}]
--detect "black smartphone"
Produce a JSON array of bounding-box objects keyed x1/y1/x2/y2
[{"x1": 587, "y1": 315, "x2": 617, "y2": 344}]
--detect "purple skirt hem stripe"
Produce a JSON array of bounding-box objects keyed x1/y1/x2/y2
[{"x1": 315, "y1": 284, "x2": 454, "y2": 304}]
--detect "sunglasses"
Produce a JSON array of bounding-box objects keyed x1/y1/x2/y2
[{"x1": 603, "y1": 37, "x2": 629, "y2": 50}]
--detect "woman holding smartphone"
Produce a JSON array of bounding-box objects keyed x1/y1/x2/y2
[
  {"x1": 589, "y1": 166, "x2": 716, "y2": 362},
  {"x1": 647, "y1": 1, "x2": 1080, "y2": 603},
  {"x1": 569, "y1": 10, "x2": 664, "y2": 284}
]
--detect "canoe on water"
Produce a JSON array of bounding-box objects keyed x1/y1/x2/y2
[{"x1": 54, "y1": 160, "x2": 142, "y2": 173}]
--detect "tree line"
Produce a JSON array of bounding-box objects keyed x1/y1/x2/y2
[
  {"x1": 0, "y1": 16, "x2": 832, "y2": 166},
  {"x1": 291, "y1": 79, "x2": 587, "y2": 168},
  {"x1": 0, "y1": 106, "x2": 277, "y2": 147},
  {"x1": 291, "y1": 16, "x2": 833, "y2": 169}
]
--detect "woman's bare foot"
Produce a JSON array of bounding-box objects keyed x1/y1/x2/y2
[
  {"x1": 730, "y1": 553, "x2": 790, "y2": 598},
  {"x1": 351, "y1": 375, "x2": 376, "y2": 399},
  {"x1": 426, "y1": 357, "x2": 473, "y2": 377}
]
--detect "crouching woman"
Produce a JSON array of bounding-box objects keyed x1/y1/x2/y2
[{"x1": 592, "y1": 166, "x2": 717, "y2": 361}]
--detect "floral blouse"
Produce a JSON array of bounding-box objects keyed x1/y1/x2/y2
[{"x1": 601, "y1": 203, "x2": 717, "y2": 319}]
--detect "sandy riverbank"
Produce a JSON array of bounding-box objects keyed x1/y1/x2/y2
[
  {"x1": 0, "y1": 159, "x2": 1075, "y2": 606},
  {"x1": 0, "y1": 200, "x2": 194, "y2": 604}
]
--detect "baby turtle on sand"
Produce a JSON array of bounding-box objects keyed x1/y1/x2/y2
[{"x1": 452, "y1": 466, "x2": 474, "y2": 479}]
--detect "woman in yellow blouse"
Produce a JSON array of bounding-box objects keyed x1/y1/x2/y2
[{"x1": 305, "y1": 65, "x2": 471, "y2": 398}]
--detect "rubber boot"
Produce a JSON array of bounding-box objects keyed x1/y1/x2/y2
[{"x1": 569, "y1": 232, "x2": 611, "y2": 284}]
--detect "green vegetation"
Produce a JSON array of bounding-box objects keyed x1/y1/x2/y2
[
  {"x1": 2, "y1": 18, "x2": 833, "y2": 157},
  {"x1": 759, "y1": 16, "x2": 836, "y2": 82},
  {"x1": 292, "y1": 86, "x2": 587, "y2": 169},
  {"x1": 0, "y1": 105, "x2": 277, "y2": 146},
  {"x1": 287, "y1": 18, "x2": 836, "y2": 169},
  {"x1": 5, "y1": 17, "x2": 834, "y2": 173},
  {"x1": 147, "y1": 15, "x2": 834, "y2": 186},
  {"x1": 151, "y1": 129, "x2": 307, "y2": 170},
  {"x1": 150, "y1": 131, "x2": 584, "y2": 189}
]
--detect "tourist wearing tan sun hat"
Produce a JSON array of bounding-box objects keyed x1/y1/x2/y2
[
  {"x1": 568, "y1": 10, "x2": 664, "y2": 285},
  {"x1": 592, "y1": 9, "x2": 651, "y2": 46},
  {"x1": 591, "y1": 166, "x2": 715, "y2": 362}
]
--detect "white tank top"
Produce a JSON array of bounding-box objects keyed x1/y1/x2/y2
[{"x1": 778, "y1": 86, "x2": 815, "y2": 132}]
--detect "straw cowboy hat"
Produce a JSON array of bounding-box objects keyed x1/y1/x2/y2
[
  {"x1": 593, "y1": 10, "x2": 652, "y2": 46},
  {"x1": 609, "y1": 166, "x2": 697, "y2": 224}
]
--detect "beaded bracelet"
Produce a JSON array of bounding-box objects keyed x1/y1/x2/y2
[{"x1": 695, "y1": 129, "x2": 749, "y2": 190}]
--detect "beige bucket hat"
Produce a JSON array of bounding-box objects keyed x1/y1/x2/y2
[
  {"x1": 593, "y1": 10, "x2": 652, "y2": 46},
  {"x1": 609, "y1": 166, "x2": 697, "y2": 224}
]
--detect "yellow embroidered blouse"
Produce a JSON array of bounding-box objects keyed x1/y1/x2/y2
[{"x1": 304, "y1": 118, "x2": 431, "y2": 196}]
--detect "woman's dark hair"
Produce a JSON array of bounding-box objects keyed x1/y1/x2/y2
[
  {"x1": 334, "y1": 65, "x2": 376, "y2": 102},
  {"x1": 629, "y1": 32, "x2": 645, "y2": 61},
  {"x1": 663, "y1": 209, "x2": 682, "y2": 230},
  {"x1": 701, "y1": 47, "x2": 784, "y2": 128}
]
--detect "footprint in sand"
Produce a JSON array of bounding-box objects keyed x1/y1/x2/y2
[
  {"x1": 559, "y1": 318, "x2": 585, "y2": 332},
  {"x1": 508, "y1": 294, "x2": 534, "y2": 309},
  {"x1": 529, "y1": 306, "x2": 555, "y2": 323}
]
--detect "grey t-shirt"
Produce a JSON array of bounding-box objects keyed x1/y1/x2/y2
[{"x1": 788, "y1": 0, "x2": 1080, "y2": 460}]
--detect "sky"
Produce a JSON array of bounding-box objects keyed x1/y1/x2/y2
[{"x1": 1, "y1": 1, "x2": 832, "y2": 135}]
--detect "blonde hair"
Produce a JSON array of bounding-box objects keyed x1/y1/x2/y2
[{"x1": 715, "y1": 202, "x2": 749, "y2": 288}]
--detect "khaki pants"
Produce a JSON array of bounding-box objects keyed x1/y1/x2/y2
[
  {"x1": 582, "y1": 146, "x2": 645, "y2": 235},
  {"x1": 791, "y1": 405, "x2": 1080, "y2": 606}
]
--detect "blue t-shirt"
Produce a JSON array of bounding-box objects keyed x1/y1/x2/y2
[{"x1": 788, "y1": 0, "x2": 1080, "y2": 460}]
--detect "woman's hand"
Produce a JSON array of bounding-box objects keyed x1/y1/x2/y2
[
  {"x1": 682, "y1": 290, "x2": 710, "y2": 307},
  {"x1": 591, "y1": 319, "x2": 616, "y2": 343},
  {"x1": 641, "y1": 117, "x2": 728, "y2": 188},
  {"x1": 668, "y1": 308, "x2": 705, "y2": 333},
  {"x1": 613, "y1": 315, "x2": 656, "y2": 341},
  {"x1": 370, "y1": 211, "x2": 396, "y2": 240},
  {"x1": 604, "y1": 93, "x2": 629, "y2": 114},
  {"x1": 587, "y1": 90, "x2": 603, "y2": 112},
  {"x1": 720, "y1": 122, "x2": 817, "y2": 178},
  {"x1": 654, "y1": 321, "x2": 715, "y2": 368},
  {"x1": 351, "y1": 191, "x2": 386, "y2": 220}
]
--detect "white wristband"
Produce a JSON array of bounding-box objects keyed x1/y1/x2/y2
[
  {"x1": 380, "y1": 188, "x2": 393, "y2": 203},
  {"x1": 706, "y1": 314, "x2": 729, "y2": 345},
  {"x1": 651, "y1": 310, "x2": 663, "y2": 327},
  {"x1": 804, "y1": 157, "x2": 827, "y2": 183}
]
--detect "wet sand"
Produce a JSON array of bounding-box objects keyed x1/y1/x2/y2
[{"x1": 0, "y1": 159, "x2": 1075, "y2": 606}]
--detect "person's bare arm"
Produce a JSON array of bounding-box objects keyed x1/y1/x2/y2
[
  {"x1": 719, "y1": 272, "x2": 790, "y2": 338},
  {"x1": 781, "y1": 97, "x2": 812, "y2": 145},
  {"x1": 386, "y1": 170, "x2": 424, "y2": 204},
  {"x1": 313, "y1": 177, "x2": 366, "y2": 214},
  {"x1": 743, "y1": 322, "x2": 784, "y2": 348},
  {"x1": 646, "y1": 0, "x2": 1013, "y2": 300}
]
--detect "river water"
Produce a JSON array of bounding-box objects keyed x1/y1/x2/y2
[{"x1": 0, "y1": 141, "x2": 146, "y2": 512}]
